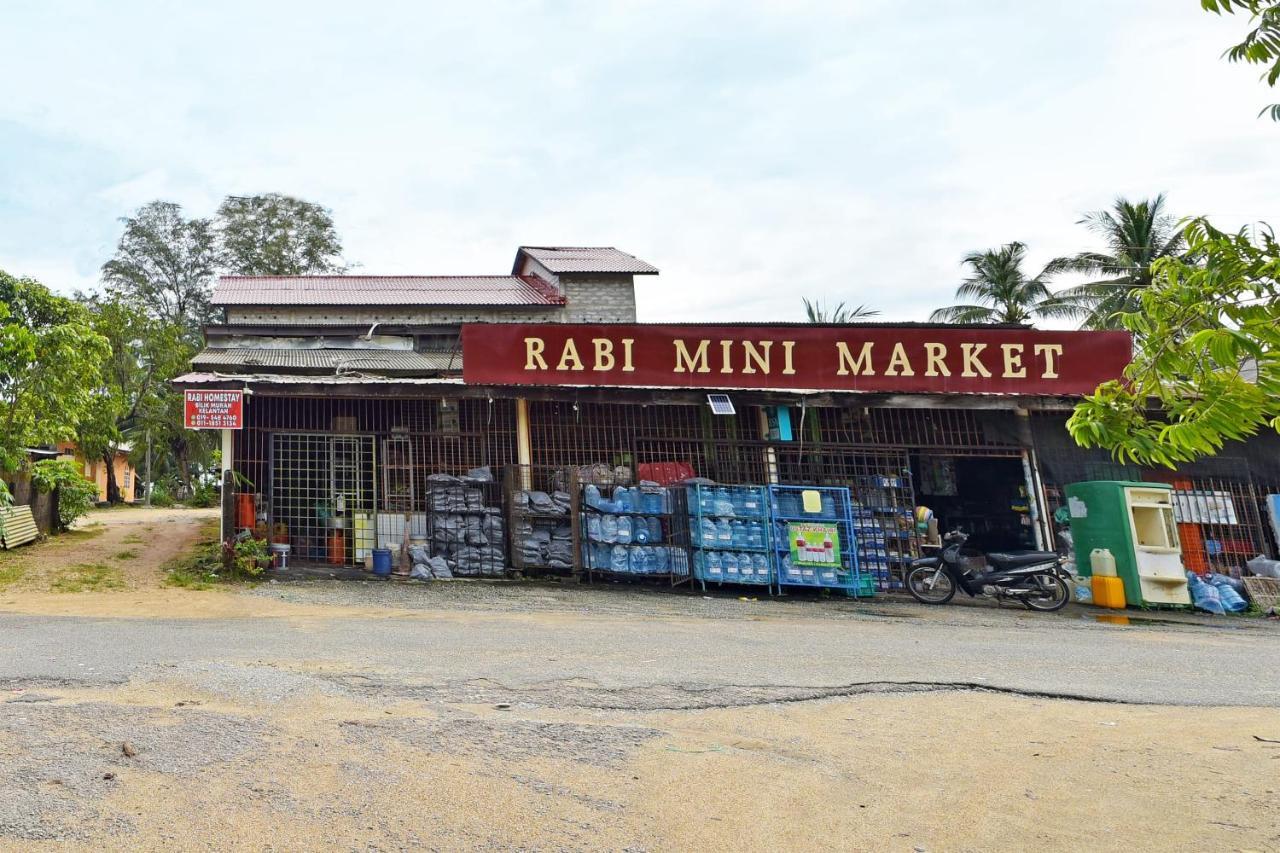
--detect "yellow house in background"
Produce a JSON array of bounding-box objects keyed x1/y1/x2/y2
[{"x1": 55, "y1": 442, "x2": 137, "y2": 503}]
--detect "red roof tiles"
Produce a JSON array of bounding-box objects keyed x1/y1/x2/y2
[{"x1": 211, "y1": 274, "x2": 566, "y2": 307}]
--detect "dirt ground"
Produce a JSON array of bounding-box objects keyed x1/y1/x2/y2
[
  {"x1": 4, "y1": 677, "x2": 1278, "y2": 851},
  {"x1": 2, "y1": 508, "x2": 1278, "y2": 851},
  {"x1": 0, "y1": 506, "x2": 217, "y2": 594}
]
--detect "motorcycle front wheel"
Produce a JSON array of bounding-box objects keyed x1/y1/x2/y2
[
  {"x1": 1022, "y1": 573, "x2": 1070, "y2": 612},
  {"x1": 906, "y1": 565, "x2": 956, "y2": 605}
]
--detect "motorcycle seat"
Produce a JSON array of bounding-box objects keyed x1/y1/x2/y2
[{"x1": 986, "y1": 550, "x2": 1059, "y2": 568}]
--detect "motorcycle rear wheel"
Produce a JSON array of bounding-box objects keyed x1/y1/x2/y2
[
  {"x1": 1022, "y1": 573, "x2": 1070, "y2": 612},
  {"x1": 906, "y1": 565, "x2": 956, "y2": 605}
]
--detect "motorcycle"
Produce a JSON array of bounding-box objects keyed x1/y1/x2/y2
[{"x1": 905, "y1": 529, "x2": 1072, "y2": 612}]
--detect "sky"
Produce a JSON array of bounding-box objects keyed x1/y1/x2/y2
[{"x1": 0, "y1": 0, "x2": 1274, "y2": 325}]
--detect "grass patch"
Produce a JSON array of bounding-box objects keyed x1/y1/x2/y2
[
  {"x1": 51, "y1": 562, "x2": 125, "y2": 593},
  {"x1": 61, "y1": 525, "x2": 107, "y2": 542},
  {"x1": 161, "y1": 542, "x2": 220, "y2": 590},
  {"x1": 0, "y1": 560, "x2": 27, "y2": 589},
  {"x1": 121, "y1": 533, "x2": 146, "y2": 544},
  {"x1": 162, "y1": 519, "x2": 253, "y2": 590},
  {"x1": 112, "y1": 549, "x2": 139, "y2": 561}
]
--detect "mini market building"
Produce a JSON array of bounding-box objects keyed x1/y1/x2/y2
[{"x1": 175, "y1": 246, "x2": 1280, "y2": 587}]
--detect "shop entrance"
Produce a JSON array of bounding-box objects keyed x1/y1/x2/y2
[
  {"x1": 269, "y1": 433, "x2": 377, "y2": 565},
  {"x1": 911, "y1": 454, "x2": 1033, "y2": 552}
]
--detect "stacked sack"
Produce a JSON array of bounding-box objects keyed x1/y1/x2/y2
[
  {"x1": 512, "y1": 489, "x2": 574, "y2": 570},
  {"x1": 423, "y1": 473, "x2": 507, "y2": 577}
]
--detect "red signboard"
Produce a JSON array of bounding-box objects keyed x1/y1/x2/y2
[
  {"x1": 184, "y1": 389, "x2": 244, "y2": 429},
  {"x1": 462, "y1": 324, "x2": 1132, "y2": 396}
]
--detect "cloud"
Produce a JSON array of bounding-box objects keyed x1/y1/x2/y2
[{"x1": 0, "y1": 0, "x2": 1273, "y2": 325}]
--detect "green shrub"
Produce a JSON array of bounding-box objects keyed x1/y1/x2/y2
[
  {"x1": 229, "y1": 536, "x2": 270, "y2": 579},
  {"x1": 187, "y1": 481, "x2": 218, "y2": 508},
  {"x1": 150, "y1": 485, "x2": 175, "y2": 508},
  {"x1": 31, "y1": 459, "x2": 98, "y2": 530}
]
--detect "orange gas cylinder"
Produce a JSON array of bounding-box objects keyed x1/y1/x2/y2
[
  {"x1": 327, "y1": 531, "x2": 346, "y2": 565},
  {"x1": 1091, "y1": 575, "x2": 1126, "y2": 610},
  {"x1": 236, "y1": 493, "x2": 255, "y2": 529}
]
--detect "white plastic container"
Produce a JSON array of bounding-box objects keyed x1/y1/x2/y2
[{"x1": 1090, "y1": 548, "x2": 1118, "y2": 577}]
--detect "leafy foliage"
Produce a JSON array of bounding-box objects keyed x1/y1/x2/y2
[
  {"x1": 100, "y1": 201, "x2": 219, "y2": 338},
  {"x1": 217, "y1": 194, "x2": 345, "y2": 275},
  {"x1": 30, "y1": 459, "x2": 99, "y2": 529},
  {"x1": 801, "y1": 299, "x2": 879, "y2": 323},
  {"x1": 0, "y1": 272, "x2": 110, "y2": 473},
  {"x1": 149, "y1": 484, "x2": 175, "y2": 508},
  {"x1": 226, "y1": 536, "x2": 269, "y2": 579},
  {"x1": 187, "y1": 481, "x2": 219, "y2": 508},
  {"x1": 75, "y1": 296, "x2": 195, "y2": 502},
  {"x1": 1202, "y1": 0, "x2": 1280, "y2": 119},
  {"x1": 1069, "y1": 218, "x2": 1280, "y2": 465},
  {"x1": 929, "y1": 242, "x2": 1074, "y2": 325},
  {"x1": 1048, "y1": 195, "x2": 1186, "y2": 329}
]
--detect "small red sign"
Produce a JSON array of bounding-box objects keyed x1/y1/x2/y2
[{"x1": 184, "y1": 390, "x2": 244, "y2": 430}]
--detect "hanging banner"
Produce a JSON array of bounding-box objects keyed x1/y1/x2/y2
[
  {"x1": 184, "y1": 389, "x2": 244, "y2": 430},
  {"x1": 461, "y1": 323, "x2": 1132, "y2": 395},
  {"x1": 788, "y1": 522, "x2": 841, "y2": 567}
]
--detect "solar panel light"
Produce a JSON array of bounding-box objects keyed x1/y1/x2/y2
[{"x1": 706, "y1": 394, "x2": 735, "y2": 415}]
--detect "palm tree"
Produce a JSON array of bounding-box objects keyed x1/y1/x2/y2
[
  {"x1": 929, "y1": 242, "x2": 1072, "y2": 325},
  {"x1": 801, "y1": 298, "x2": 880, "y2": 323},
  {"x1": 1048, "y1": 194, "x2": 1186, "y2": 328}
]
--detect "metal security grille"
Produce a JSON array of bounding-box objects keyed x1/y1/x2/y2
[
  {"x1": 270, "y1": 433, "x2": 376, "y2": 564},
  {"x1": 235, "y1": 395, "x2": 519, "y2": 497},
  {"x1": 1030, "y1": 411, "x2": 1280, "y2": 569},
  {"x1": 815, "y1": 407, "x2": 1021, "y2": 455}
]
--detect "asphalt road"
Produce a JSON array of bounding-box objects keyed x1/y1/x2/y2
[{"x1": 3, "y1": 582, "x2": 1278, "y2": 708}]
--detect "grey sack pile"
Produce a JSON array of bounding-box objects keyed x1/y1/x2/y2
[{"x1": 420, "y1": 474, "x2": 507, "y2": 577}]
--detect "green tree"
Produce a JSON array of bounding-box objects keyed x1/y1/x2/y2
[
  {"x1": 0, "y1": 272, "x2": 109, "y2": 473},
  {"x1": 101, "y1": 201, "x2": 219, "y2": 337},
  {"x1": 1203, "y1": 0, "x2": 1280, "y2": 119},
  {"x1": 1069, "y1": 218, "x2": 1280, "y2": 465},
  {"x1": 928, "y1": 242, "x2": 1071, "y2": 325},
  {"x1": 216, "y1": 193, "x2": 345, "y2": 275},
  {"x1": 801, "y1": 299, "x2": 879, "y2": 322},
  {"x1": 30, "y1": 459, "x2": 99, "y2": 529},
  {"x1": 76, "y1": 297, "x2": 194, "y2": 502},
  {"x1": 1048, "y1": 195, "x2": 1186, "y2": 329}
]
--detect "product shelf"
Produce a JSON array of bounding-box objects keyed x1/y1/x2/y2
[
  {"x1": 769, "y1": 484, "x2": 863, "y2": 597},
  {"x1": 579, "y1": 482, "x2": 690, "y2": 586},
  {"x1": 684, "y1": 483, "x2": 775, "y2": 591}
]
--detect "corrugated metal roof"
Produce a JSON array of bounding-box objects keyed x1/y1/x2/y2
[
  {"x1": 174, "y1": 371, "x2": 466, "y2": 387},
  {"x1": 516, "y1": 247, "x2": 658, "y2": 275},
  {"x1": 211, "y1": 274, "x2": 566, "y2": 307},
  {"x1": 192, "y1": 348, "x2": 461, "y2": 373}
]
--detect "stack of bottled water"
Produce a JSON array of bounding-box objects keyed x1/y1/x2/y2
[
  {"x1": 583, "y1": 482, "x2": 672, "y2": 574},
  {"x1": 687, "y1": 483, "x2": 772, "y2": 585}
]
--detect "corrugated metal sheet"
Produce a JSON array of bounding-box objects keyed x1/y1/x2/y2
[
  {"x1": 517, "y1": 247, "x2": 658, "y2": 275},
  {"x1": 192, "y1": 349, "x2": 462, "y2": 372},
  {"x1": 212, "y1": 274, "x2": 566, "y2": 307},
  {"x1": 0, "y1": 505, "x2": 39, "y2": 549},
  {"x1": 174, "y1": 371, "x2": 466, "y2": 386}
]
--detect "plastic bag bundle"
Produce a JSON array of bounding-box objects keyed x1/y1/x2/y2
[
  {"x1": 1246, "y1": 554, "x2": 1280, "y2": 579},
  {"x1": 427, "y1": 556, "x2": 452, "y2": 578},
  {"x1": 1207, "y1": 574, "x2": 1248, "y2": 612},
  {"x1": 1186, "y1": 571, "x2": 1225, "y2": 615}
]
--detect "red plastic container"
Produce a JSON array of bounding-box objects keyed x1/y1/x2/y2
[{"x1": 235, "y1": 493, "x2": 255, "y2": 529}]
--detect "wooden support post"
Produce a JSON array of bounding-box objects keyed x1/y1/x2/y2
[{"x1": 515, "y1": 398, "x2": 532, "y2": 490}]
